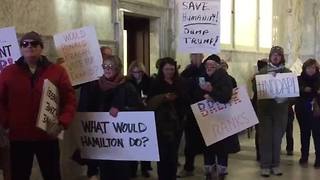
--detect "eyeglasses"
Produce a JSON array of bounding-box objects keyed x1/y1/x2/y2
[
  {"x1": 132, "y1": 71, "x2": 142, "y2": 74},
  {"x1": 102, "y1": 64, "x2": 114, "y2": 70},
  {"x1": 20, "y1": 41, "x2": 41, "y2": 48}
]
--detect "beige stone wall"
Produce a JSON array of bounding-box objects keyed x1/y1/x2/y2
[
  {"x1": 0, "y1": 0, "x2": 113, "y2": 40},
  {"x1": 0, "y1": 0, "x2": 318, "y2": 76},
  {"x1": 130, "y1": 0, "x2": 168, "y2": 7}
]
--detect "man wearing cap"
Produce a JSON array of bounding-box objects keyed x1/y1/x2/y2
[
  {"x1": 0, "y1": 31, "x2": 76, "y2": 180},
  {"x1": 253, "y1": 46, "x2": 291, "y2": 177}
]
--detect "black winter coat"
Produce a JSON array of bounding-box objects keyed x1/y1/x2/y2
[
  {"x1": 147, "y1": 77, "x2": 188, "y2": 141},
  {"x1": 181, "y1": 64, "x2": 205, "y2": 79},
  {"x1": 126, "y1": 74, "x2": 150, "y2": 98},
  {"x1": 78, "y1": 80, "x2": 142, "y2": 112},
  {"x1": 190, "y1": 68, "x2": 240, "y2": 154},
  {"x1": 295, "y1": 72, "x2": 320, "y2": 112},
  {"x1": 191, "y1": 68, "x2": 233, "y2": 104}
]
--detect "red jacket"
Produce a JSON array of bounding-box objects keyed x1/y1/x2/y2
[{"x1": 0, "y1": 56, "x2": 76, "y2": 141}]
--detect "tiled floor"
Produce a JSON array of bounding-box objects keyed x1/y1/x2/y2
[
  {"x1": 2, "y1": 121, "x2": 320, "y2": 180},
  {"x1": 133, "y1": 145, "x2": 320, "y2": 180}
]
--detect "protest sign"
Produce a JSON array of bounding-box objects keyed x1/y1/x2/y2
[
  {"x1": 74, "y1": 112, "x2": 160, "y2": 161},
  {"x1": 0, "y1": 27, "x2": 21, "y2": 73},
  {"x1": 37, "y1": 79, "x2": 63, "y2": 139},
  {"x1": 191, "y1": 86, "x2": 258, "y2": 146},
  {"x1": 178, "y1": 0, "x2": 220, "y2": 53},
  {"x1": 255, "y1": 73, "x2": 299, "y2": 99},
  {"x1": 54, "y1": 26, "x2": 103, "y2": 86}
]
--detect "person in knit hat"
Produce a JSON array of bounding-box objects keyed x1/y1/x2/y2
[
  {"x1": 269, "y1": 46, "x2": 285, "y2": 66},
  {"x1": 253, "y1": 46, "x2": 292, "y2": 177},
  {"x1": 188, "y1": 54, "x2": 240, "y2": 180},
  {"x1": 0, "y1": 31, "x2": 76, "y2": 180}
]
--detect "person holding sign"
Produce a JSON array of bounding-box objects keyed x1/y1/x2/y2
[
  {"x1": 77, "y1": 55, "x2": 142, "y2": 180},
  {"x1": 0, "y1": 31, "x2": 76, "y2": 180},
  {"x1": 147, "y1": 57, "x2": 188, "y2": 180},
  {"x1": 253, "y1": 46, "x2": 292, "y2": 177},
  {"x1": 189, "y1": 54, "x2": 240, "y2": 180},
  {"x1": 294, "y1": 59, "x2": 320, "y2": 168}
]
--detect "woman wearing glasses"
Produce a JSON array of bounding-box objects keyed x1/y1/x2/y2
[{"x1": 77, "y1": 56, "x2": 142, "y2": 180}]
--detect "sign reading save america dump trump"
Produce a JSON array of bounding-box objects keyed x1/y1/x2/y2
[
  {"x1": 178, "y1": 0, "x2": 220, "y2": 53},
  {"x1": 191, "y1": 86, "x2": 258, "y2": 146}
]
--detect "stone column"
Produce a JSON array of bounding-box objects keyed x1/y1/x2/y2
[
  {"x1": 286, "y1": 0, "x2": 304, "y2": 67},
  {"x1": 314, "y1": 1, "x2": 320, "y2": 60}
]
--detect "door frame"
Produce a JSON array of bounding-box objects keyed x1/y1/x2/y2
[{"x1": 113, "y1": 0, "x2": 171, "y2": 74}]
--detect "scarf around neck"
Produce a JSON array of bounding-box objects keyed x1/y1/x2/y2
[{"x1": 98, "y1": 74, "x2": 125, "y2": 91}]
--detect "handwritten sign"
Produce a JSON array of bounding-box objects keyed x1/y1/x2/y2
[
  {"x1": 54, "y1": 26, "x2": 103, "y2": 86},
  {"x1": 191, "y1": 86, "x2": 258, "y2": 146},
  {"x1": 178, "y1": 0, "x2": 220, "y2": 53},
  {"x1": 37, "y1": 79, "x2": 63, "y2": 139},
  {"x1": 74, "y1": 112, "x2": 160, "y2": 161},
  {"x1": 255, "y1": 73, "x2": 300, "y2": 99},
  {"x1": 0, "y1": 27, "x2": 21, "y2": 73}
]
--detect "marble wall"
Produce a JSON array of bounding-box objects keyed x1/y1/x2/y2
[
  {"x1": 0, "y1": 0, "x2": 115, "y2": 61},
  {"x1": 124, "y1": 0, "x2": 168, "y2": 8},
  {"x1": 0, "y1": 0, "x2": 318, "y2": 70},
  {"x1": 0, "y1": 0, "x2": 113, "y2": 40}
]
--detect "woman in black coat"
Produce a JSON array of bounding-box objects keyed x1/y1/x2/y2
[
  {"x1": 294, "y1": 59, "x2": 320, "y2": 168},
  {"x1": 126, "y1": 61, "x2": 153, "y2": 178},
  {"x1": 190, "y1": 54, "x2": 240, "y2": 180},
  {"x1": 78, "y1": 55, "x2": 142, "y2": 180},
  {"x1": 147, "y1": 57, "x2": 188, "y2": 180}
]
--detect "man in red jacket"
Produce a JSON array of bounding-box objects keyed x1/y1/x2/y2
[{"x1": 0, "y1": 31, "x2": 76, "y2": 180}]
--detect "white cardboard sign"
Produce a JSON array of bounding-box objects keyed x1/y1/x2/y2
[
  {"x1": 37, "y1": 79, "x2": 63, "y2": 139},
  {"x1": 74, "y1": 112, "x2": 160, "y2": 161},
  {"x1": 255, "y1": 73, "x2": 300, "y2": 99},
  {"x1": 191, "y1": 86, "x2": 259, "y2": 146},
  {"x1": 0, "y1": 27, "x2": 21, "y2": 73},
  {"x1": 54, "y1": 26, "x2": 103, "y2": 86},
  {"x1": 178, "y1": 0, "x2": 221, "y2": 53}
]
